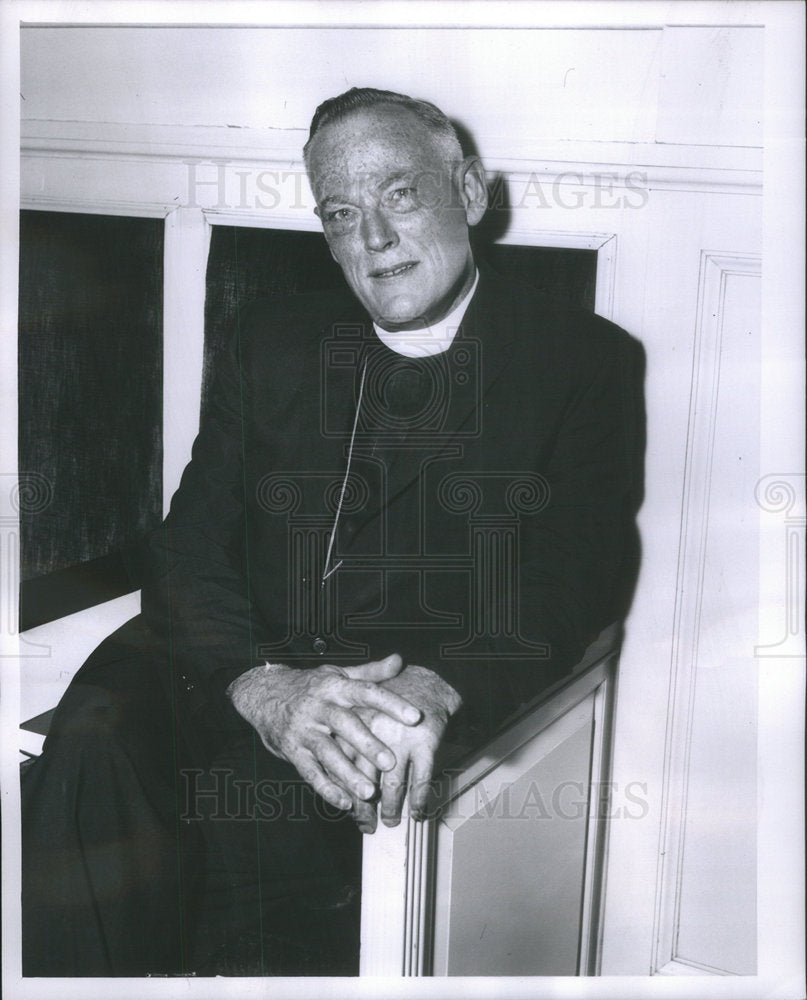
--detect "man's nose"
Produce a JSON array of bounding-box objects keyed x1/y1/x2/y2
[{"x1": 361, "y1": 209, "x2": 398, "y2": 253}]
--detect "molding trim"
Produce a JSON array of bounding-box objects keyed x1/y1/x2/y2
[
  {"x1": 656, "y1": 958, "x2": 733, "y2": 976},
  {"x1": 359, "y1": 810, "x2": 430, "y2": 976},
  {"x1": 21, "y1": 120, "x2": 763, "y2": 196},
  {"x1": 12, "y1": 5, "x2": 767, "y2": 28},
  {"x1": 20, "y1": 197, "x2": 173, "y2": 218},
  {"x1": 162, "y1": 208, "x2": 212, "y2": 509},
  {"x1": 578, "y1": 669, "x2": 617, "y2": 975},
  {"x1": 651, "y1": 251, "x2": 762, "y2": 976}
]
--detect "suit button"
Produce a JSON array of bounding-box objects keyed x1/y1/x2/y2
[{"x1": 312, "y1": 637, "x2": 328, "y2": 655}]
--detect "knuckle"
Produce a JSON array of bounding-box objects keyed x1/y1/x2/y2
[
  {"x1": 317, "y1": 676, "x2": 336, "y2": 696},
  {"x1": 330, "y1": 705, "x2": 350, "y2": 726},
  {"x1": 297, "y1": 692, "x2": 318, "y2": 714}
]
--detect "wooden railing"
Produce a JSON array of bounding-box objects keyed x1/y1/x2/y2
[{"x1": 360, "y1": 624, "x2": 620, "y2": 977}]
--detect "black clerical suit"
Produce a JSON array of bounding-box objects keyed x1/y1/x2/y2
[{"x1": 21, "y1": 264, "x2": 643, "y2": 977}]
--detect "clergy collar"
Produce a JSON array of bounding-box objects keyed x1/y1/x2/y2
[{"x1": 372, "y1": 269, "x2": 479, "y2": 358}]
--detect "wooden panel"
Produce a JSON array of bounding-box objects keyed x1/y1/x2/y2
[
  {"x1": 653, "y1": 255, "x2": 760, "y2": 976},
  {"x1": 598, "y1": 184, "x2": 762, "y2": 974},
  {"x1": 674, "y1": 267, "x2": 760, "y2": 974},
  {"x1": 433, "y1": 705, "x2": 594, "y2": 975},
  {"x1": 360, "y1": 632, "x2": 618, "y2": 977}
]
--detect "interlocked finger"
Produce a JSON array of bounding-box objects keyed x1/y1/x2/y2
[
  {"x1": 323, "y1": 705, "x2": 398, "y2": 772},
  {"x1": 288, "y1": 748, "x2": 352, "y2": 812},
  {"x1": 352, "y1": 751, "x2": 381, "y2": 833},
  {"x1": 313, "y1": 733, "x2": 378, "y2": 801},
  {"x1": 337, "y1": 679, "x2": 421, "y2": 726},
  {"x1": 407, "y1": 746, "x2": 436, "y2": 819},
  {"x1": 379, "y1": 749, "x2": 410, "y2": 827},
  {"x1": 333, "y1": 734, "x2": 379, "y2": 832}
]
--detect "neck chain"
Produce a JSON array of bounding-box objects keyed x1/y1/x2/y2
[{"x1": 321, "y1": 359, "x2": 367, "y2": 586}]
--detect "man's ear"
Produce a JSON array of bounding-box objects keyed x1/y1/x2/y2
[{"x1": 458, "y1": 156, "x2": 488, "y2": 227}]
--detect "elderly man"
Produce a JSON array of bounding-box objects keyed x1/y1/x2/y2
[{"x1": 22, "y1": 87, "x2": 641, "y2": 977}]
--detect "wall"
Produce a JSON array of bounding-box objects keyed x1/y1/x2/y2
[{"x1": 20, "y1": 24, "x2": 761, "y2": 150}]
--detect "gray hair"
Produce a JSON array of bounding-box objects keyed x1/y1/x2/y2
[{"x1": 302, "y1": 87, "x2": 463, "y2": 171}]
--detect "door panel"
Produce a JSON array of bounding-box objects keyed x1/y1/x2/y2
[{"x1": 432, "y1": 704, "x2": 594, "y2": 975}]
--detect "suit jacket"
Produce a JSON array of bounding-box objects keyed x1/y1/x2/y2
[{"x1": 139, "y1": 263, "x2": 644, "y2": 755}]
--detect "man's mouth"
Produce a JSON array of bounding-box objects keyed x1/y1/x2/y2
[{"x1": 369, "y1": 261, "x2": 418, "y2": 279}]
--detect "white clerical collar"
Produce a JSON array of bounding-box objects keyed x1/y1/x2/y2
[{"x1": 373, "y1": 270, "x2": 479, "y2": 358}]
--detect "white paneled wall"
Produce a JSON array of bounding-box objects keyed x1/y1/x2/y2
[
  {"x1": 20, "y1": 26, "x2": 667, "y2": 144},
  {"x1": 20, "y1": 26, "x2": 762, "y2": 169},
  {"x1": 649, "y1": 256, "x2": 761, "y2": 976},
  {"x1": 21, "y1": 24, "x2": 765, "y2": 150}
]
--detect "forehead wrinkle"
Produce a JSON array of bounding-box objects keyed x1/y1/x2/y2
[
  {"x1": 308, "y1": 109, "x2": 451, "y2": 198},
  {"x1": 373, "y1": 171, "x2": 417, "y2": 193},
  {"x1": 316, "y1": 167, "x2": 429, "y2": 209}
]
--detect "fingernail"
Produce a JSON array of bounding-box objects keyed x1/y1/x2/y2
[
  {"x1": 381, "y1": 813, "x2": 401, "y2": 828},
  {"x1": 377, "y1": 751, "x2": 394, "y2": 769},
  {"x1": 336, "y1": 795, "x2": 351, "y2": 810},
  {"x1": 403, "y1": 707, "x2": 420, "y2": 724}
]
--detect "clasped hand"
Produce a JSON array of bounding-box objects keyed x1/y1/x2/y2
[{"x1": 227, "y1": 654, "x2": 461, "y2": 831}]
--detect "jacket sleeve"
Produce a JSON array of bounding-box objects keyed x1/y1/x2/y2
[
  {"x1": 140, "y1": 311, "x2": 269, "y2": 729},
  {"x1": 426, "y1": 320, "x2": 643, "y2": 749},
  {"x1": 517, "y1": 322, "x2": 642, "y2": 663}
]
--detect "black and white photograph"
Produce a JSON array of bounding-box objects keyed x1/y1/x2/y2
[{"x1": 1, "y1": 2, "x2": 803, "y2": 998}]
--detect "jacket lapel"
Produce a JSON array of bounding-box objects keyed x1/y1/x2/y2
[{"x1": 321, "y1": 265, "x2": 519, "y2": 551}]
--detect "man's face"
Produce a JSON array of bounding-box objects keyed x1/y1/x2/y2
[{"x1": 307, "y1": 106, "x2": 485, "y2": 330}]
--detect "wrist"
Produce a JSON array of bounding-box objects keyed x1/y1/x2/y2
[
  {"x1": 226, "y1": 661, "x2": 286, "y2": 713},
  {"x1": 226, "y1": 662, "x2": 290, "y2": 757}
]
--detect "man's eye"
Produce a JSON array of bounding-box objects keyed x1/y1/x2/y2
[
  {"x1": 387, "y1": 187, "x2": 417, "y2": 208},
  {"x1": 325, "y1": 208, "x2": 354, "y2": 223}
]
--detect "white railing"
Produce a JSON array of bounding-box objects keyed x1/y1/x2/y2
[{"x1": 360, "y1": 624, "x2": 620, "y2": 977}]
